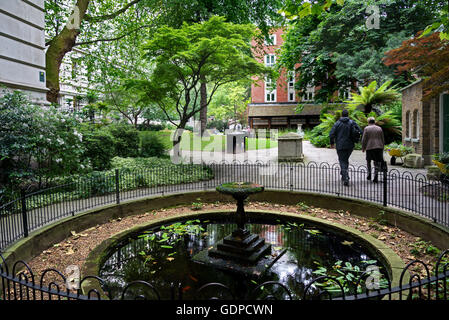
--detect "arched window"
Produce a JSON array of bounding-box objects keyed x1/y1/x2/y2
[
  {"x1": 413, "y1": 109, "x2": 419, "y2": 139},
  {"x1": 405, "y1": 111, "x2": 411, "y2": 138}
]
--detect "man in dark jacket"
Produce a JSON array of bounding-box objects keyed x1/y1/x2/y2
[{"x1": 329, "y1": 109, "x2": 362, "y2": 186}]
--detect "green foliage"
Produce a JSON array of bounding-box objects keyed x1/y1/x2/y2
[
  {"x1": 346, "y1": 80, "x2": 401, "y2": 114},
  {"x1": 385, "y1": 142, "x2": 414, "y2": 156},
  {"x1": 206, "y1": 119, "x2": 228, "y2": 132},
  {"x1": 139, "y1": 132, "x2": 167, "y2": 158},
  {"x1": 313, "y1": 259, "x2": 389, "y2": 295},
  {"x1": 107, "y1": 122, "x2": 140, "y2": 158},
  {"x1": 0, "y1": 90, "x2": 88, "y2": 193},
  {"x1": 410, "y1": 239, "x2": 442, "y2": 258},
  {"x1": 433, "y1": 152, "x2": 449, "y2": 164},
  {"x1": 128, "y1": 16, "x2": 267, "y2": 136},
  {"x1": 81, "y1": 128, "x2": 116, "y2": 171},
  {"x1": 278, "y1": 0, "x2": 442, "y2": 100}
]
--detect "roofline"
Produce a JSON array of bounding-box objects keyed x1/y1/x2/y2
[{"x1": 399, "y1": 79, "x2": 423, "y2": 92}]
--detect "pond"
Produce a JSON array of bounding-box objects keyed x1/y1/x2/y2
[{"x1": 99, "y1": 216, "x2": 389, "y2": 300}]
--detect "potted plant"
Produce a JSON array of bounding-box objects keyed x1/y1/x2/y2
[
  {"x1": 432, "y1": 153, "x2": 449, "y2": 184},
  {"x1": 385, "y1": 142, "x2": 414, "y2": 165}
]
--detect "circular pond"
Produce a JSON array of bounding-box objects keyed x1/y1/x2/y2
[{"x1": 98, "y1": 214, "x2": 390, "y2": 300}]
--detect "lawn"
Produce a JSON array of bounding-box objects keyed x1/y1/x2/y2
[{"x1": 148, "y1": 130, "x2": 277, "y2": 152}]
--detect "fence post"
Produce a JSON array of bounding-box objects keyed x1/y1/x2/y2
[
  {"x1": 382, "y1": 161, "x2": 388, "y2": 207},
  {"x1": 115, "y1": 169, "x2": 120, "y2": 205},
  {"x1": 290, "y1": 165, "x2": 293, "y2": 191},
  {"x1": 20, "y1": 189, "x2": 29, "y2": 238}
]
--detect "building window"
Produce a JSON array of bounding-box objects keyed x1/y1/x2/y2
[
  {"x1": 265, "y1": 77, "x2": 276, "y2": 102},
  {"x1": 288, "y1": 71, "x2": 295, "y2": 102},
  {"x1": 413, "y1": 109, "x2": 419, "y2": 139},
  {"x1": 265, "y1": 54, "x2": 276, "y2": 67},
  {"x1": 339, "y1": 87, "x2": 351, "y2": 100},
  {"x1": 264, "y1": 34, "x2": 277, "y2": 46},
  {"x1": 405, "y1": 111, "x2": 411, "y2": 138},
  {"x1": 302, "y1": 85, "x2": 315, "y2": 102}
]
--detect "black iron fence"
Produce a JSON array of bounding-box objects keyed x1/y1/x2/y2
[
  {"x1": 0, "y1": 161, "x2": 448, "y2": 250},
  {"x1": 1, "y1": 250, "x2": 448, "y2": 300},
  {"x1": 0, "y1": 161, "x2": 448, "y2": 301}
]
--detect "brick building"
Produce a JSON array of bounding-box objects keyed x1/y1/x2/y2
[
  {"x1": 247, "y1": 28, "x2": 322, "y2": 130},
  {"x1": 401, "y1": 79, "x2": 449, "y2": 164}
]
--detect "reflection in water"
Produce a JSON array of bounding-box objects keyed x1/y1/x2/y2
[{"x1": 99, "y1": 218, "x2": 386, "y2": 300}]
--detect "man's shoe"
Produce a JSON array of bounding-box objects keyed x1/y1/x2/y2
[
  {"x1": 367, "y1": 174, "x2": 371, "y2": 181},
  {"x1": 343, "y1": 180, "x2": 349, "y2": 186},
  {"x1": 373, "y1": 175, "x2": 378, "y2": 183}
]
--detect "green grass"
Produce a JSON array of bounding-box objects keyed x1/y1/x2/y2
[{"x1": 148, "y1": 130, "x2": 277, "y2": 152}]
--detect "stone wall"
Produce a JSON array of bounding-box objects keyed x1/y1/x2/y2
[
  {"x1": 401, "y1": 81, "x2": 440, "y2": 165},
  {"x1": 0, "y1": 0, "x2": 47, "y2": 104}
]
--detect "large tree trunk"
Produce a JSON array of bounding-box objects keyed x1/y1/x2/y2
[
  {"x1": 199, "y1": 77, "x2": 208, "y2": 135},
  {"x1": 45, "y1": 0, "x2": 90, "y2": 103}
]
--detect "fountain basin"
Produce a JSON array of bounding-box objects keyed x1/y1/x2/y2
[{"x1": 91, "y1": 210, "x2": 397, "y2": 300}]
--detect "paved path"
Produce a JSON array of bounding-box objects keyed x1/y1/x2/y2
[
  {"x1": 1, "y1": 143, "x2": 445, "y2": 250},
  {"x1": 172, "y1": 140, "x2": 427, "y2": 175}
]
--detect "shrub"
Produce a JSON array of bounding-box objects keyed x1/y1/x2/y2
[
  {"x1": 82, "y1": 129, "x2": 115, "y2": 171},
  {"x1": 206, "y1": 119, "x2": 227, "y2": 132},
  {"x1": 139, "y1": 132, "x2": 167, "y2": 158},
  {"x1": 137, "y1": 122, "x2": 166, "y2": 131},
  {"x1": 107, "y1": 123, "x2": 140, "y2": 158}
]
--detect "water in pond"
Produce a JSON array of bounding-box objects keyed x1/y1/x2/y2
[{"x1": 99, "y1": 216, "x2": 388, "y2": 300}]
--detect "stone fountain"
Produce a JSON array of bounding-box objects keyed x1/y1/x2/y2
[{"x1": 192, "y1": 182, "x2": 285, "y2": 277}]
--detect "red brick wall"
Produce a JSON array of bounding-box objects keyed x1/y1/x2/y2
[{"x1": 251, "y1": 28, "x2": 295, "y2": 103}]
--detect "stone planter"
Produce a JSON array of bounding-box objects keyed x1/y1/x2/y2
[{"x1": 278, "y1": 132, "x2": 304, "y2": 162}]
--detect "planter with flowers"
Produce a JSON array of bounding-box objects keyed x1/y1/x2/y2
[
  {"x1": 385, "y1": 142, "x2": 414, "y2": 165},
  {"x1": 432, "y1": 153, "x2": 449, "y2": 185}
]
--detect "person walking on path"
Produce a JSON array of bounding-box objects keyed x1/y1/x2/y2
[
  {"x1": 361, "y1": 117, "x2": 385, "y2": 183},
  {"x1": 329, "y1": 109, "x2": 362, "y2": 186}
]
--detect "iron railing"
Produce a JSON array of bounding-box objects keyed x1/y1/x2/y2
[
  {"x1": 0, "y1": 250, "x2": 448, "y2": 300},
  {"x1": 0, "y1": 161, "x2": 448, "y2": 250}
]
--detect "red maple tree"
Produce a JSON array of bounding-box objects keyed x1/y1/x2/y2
[{"x1": 384, "y1": 31, "x2": 449, "y2": 99}]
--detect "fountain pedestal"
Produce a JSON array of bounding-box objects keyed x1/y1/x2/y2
[
  {"x1": 192, "y1": 182, "x2": 285, "y2": 277},
  {"x1": 207, "y1": 193, "x2": 271, "y2": 264}
]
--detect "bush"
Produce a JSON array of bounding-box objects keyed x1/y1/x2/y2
[
  {"x1": 107, "y1": 123, "x2": 140, "y2": 158},
  {"x1": 82, "y1": 129, "x2": 115, "y2": 170},
  {"x1": 139, "y1": 131, "x2": 167, "y2": 158},
  {"x1": 137, "y1": 122, "x2": 166, "y2": 131},
  {"x1": 206, "y1": 119, "x2": 227, "y2": 132}
]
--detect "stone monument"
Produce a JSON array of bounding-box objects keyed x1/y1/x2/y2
[{"x1": 278, "y1": 132, "x2": 304, "y2": 162}]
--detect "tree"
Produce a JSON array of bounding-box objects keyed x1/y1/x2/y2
[
  {"x1": 128, "y1": 16, "x2": 267, "y2": 156},
  {"x1": 153, "y1": 0, "x2": 284, "y2": 134},
  {"x1": 44, "y1": 0, "x2": 151, "y2": 103},
  {"x1": 384, "y1": 31, "x2": 449, "y2": 100},
  {"x1": 278, "y1": 0, "x2": 445, "y2": 102},
  {"x1": 208, "y1": 82, "x2": 250, "y2": 125}
]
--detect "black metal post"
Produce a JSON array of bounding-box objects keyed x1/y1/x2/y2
[
  {"x1": 20, "y1": 189, "x2": 29, "y2": 238},
  {"x1": 382, "y1": 161, "x2": 388, "y2": 207},
  {"x1": 115, "y1": 169, "x2": 120, "y2": 204}
]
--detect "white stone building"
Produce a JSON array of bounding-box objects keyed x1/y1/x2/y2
[{"x1": 0, "y1": 0, "x2": 48, "y2": 104}]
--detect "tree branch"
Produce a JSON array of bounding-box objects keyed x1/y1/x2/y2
[
  {"x1": 84, "y1": 0, "x2": 142, "y2": 23},
  {"x1": 74, "y1": 24, "x2": 153, "y2": 46}
]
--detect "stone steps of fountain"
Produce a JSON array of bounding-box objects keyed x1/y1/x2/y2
[
  {"x1": 223, "y1": 233, "x2": 259, "y2": 248},
  {"x1": 218, "y1": 237, "x2": 266, "y2": 255},
  {"x1": 208, "y1": 242, "x2": 272, "y2": 264}
]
